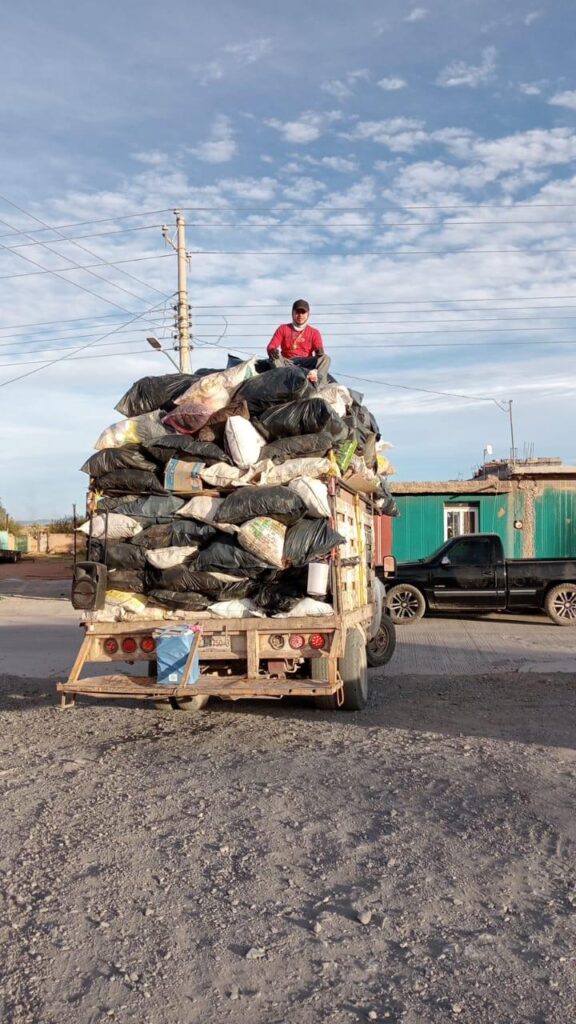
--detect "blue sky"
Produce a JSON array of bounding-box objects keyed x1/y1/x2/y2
[{"x1": 1, "y1": 0, "x2": 576, "y2": 519}]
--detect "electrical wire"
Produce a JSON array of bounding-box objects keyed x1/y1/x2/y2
[
  {"x1": 1, "y1": 224, "x2": 165, "y2": 247},
  {"x1": 0, "y1": 253, "x2": 173, "y2": 282},
  {"x1": 188, "y1": 247, "x2": 576, "y2": 256},
  {"x1": 0, "y1": 297, "x2": 170, "y2": 388}
]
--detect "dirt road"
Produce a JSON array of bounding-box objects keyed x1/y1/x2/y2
[{"x1": 1, "y1": 668, "x2": 575, "y2": 1024}]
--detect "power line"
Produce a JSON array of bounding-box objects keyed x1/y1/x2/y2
[
  {"x1": 0, "y1": 253, "x2": 173, "y2": 282},
  {"x1": 159, "y1": 218, "x2": 576, "y2": 228},
  {"x1": 189, "y1": 247, "x2": 576, "y2": 256},
  {"x1": 179, "y1": 202, "x2": 576, "y2": 211},
  {"x1": 0, "y1": 348, "x2": 159, "y2": 368},
  {"x1": 187, "y1": 294, "x2": 576, "y2": 307},
  {"x1": 0, "y1": 224, "x2": 164, "y2": 246},
  {"x1": 0, "y1": 298, "x2": 169, "y2": 389},
  {"x1": 0, "y1": 208, "x2": 174, "y2": 237}
]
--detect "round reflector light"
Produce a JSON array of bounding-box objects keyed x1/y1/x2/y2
[
  {"x1": 140, "y1": 637, "x2": 156, "y2": 653},
  {"x1": 104, "y1": 638, "x2": 118, "y2": 655},
  {"x1": 269, "y1": 634, "x2": 285, "y2": 650},
  {"x1": 289, "y1": 633, "x2": 305, "y2": 650},
  {"x1": 309, "y1": 633, "x2": 326, "y2": 650},
  {"x1": 121, "y1": 637, "x2": 137, "y2": 654}
]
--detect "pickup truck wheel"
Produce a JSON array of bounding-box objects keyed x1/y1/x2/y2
[
  {"x1": 171, "y1": 695, "x2": 210, "y2": 711},
  {"x1": 366, "y1": 612, "x2": 397, "y2": 668},
  {"x1": 545, "y1": 584, "x2": 576, "y2": 625},
  {"x1": 386, "y1": 584, "x2": 426, "y2": 625},
  {"x1": 313, "y1": 627, "x2": 368, "y2": 711}
]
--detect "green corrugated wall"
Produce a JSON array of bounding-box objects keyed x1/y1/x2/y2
[
  {"x1": 534, "y1": 488, "x2": 576, "y2": 557},
  {"x1": 391, "y1": 492, "x2": 522, "y2": 561}
]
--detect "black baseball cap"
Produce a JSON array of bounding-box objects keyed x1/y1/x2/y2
[{"x1": 292, "y1": 299, "x2": 309, "y2": 312}]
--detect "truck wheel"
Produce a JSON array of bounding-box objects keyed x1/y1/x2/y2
[
  {"x1": 313, "y1": 627, "x2": 368, "y2": 711},
  {"x1": 386, "y1": 584, "x2": 426, "y2": 625},
  {"x1": 544, "y1": 584, "x2": 576, "y2": 625},
  {"x1": 171, "y1": 695, "x2": 210, "y2": 711},
  {"x1": 367, "y1": 612, "x2": 397, "y2": 668}
]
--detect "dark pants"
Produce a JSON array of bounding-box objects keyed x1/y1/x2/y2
[{"x1": 269, "y1": 352, "x2": 331, "y2": 383}]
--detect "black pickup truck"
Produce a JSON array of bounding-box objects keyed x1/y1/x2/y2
[{"x1": 383, "y1": 533, "x2": 576, "y2": 626}]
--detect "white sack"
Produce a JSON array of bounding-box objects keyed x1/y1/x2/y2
[
  {"x1": 225, "y1": 416, "x2": 266, "y2": 469},
  {"x1": 278, "y1": 598, "x2": 334, "y2": 618},
  {"x1": 257, "y1": 457, "x2": 337, "y2": 486},
  {"x1": 237, "y1": 517, "x2": 286, "y2": 569},
  {"x1": 145, "y1": 545, "x2": 198, "y2": 569},
  {"x1": 94, "y1": 411, "x2": 168, "y2": 450},
  {"x1": 208, "y1": 598, "x2": 265, "y2": 619},
  {"x1": 288, "y1": 477, "x2": 331, "y2": 518},
  {"x1": 177, "y1": 496, "x2": 224, "y2": 521},
  {"x1": 76, "y1": 513, "x2": 142, "y2": 541}
]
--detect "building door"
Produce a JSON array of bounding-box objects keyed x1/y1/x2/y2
[{"x1": 444, "y1": 504, "x2": 479, "y2": 540}]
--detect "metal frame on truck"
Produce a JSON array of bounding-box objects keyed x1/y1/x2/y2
[{"x1": 57, "y1": 480, "x2": 381, "y2": 712}]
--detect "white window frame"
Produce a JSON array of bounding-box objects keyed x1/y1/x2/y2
[{"x1": 443, "y1": 504, "x2": 479, "y2": 540}]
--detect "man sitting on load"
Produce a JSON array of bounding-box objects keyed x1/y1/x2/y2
[{"x1": 266, "y1": 299, "x2": 331, "y2": 384}]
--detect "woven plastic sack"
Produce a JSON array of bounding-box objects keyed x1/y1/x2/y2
[
  {"x1": 225, "y1": 416, "x2": 266, "y2": 469},
  {"x1": 200, "y1": 463, "x2": 255, "y2": 488},
  {"x1": 173, "y1": 373, "x2": 231, "y2": 410},
  {"x1": 279, "y1": 597, "x2": 333, "y2": 617},
  {"x1": 76, "y1": 513, "x2": 142, "y2": 541},
  {"x1": 237, "y1": 517, "x2": 286, "y2": 569},
  {"x1": 258, "y1": 457, "x2": 336, "y2": 486},
  {"x1": 105, "y1": 590, "x2": 149, "y2": 613},
  {"x1": 177, "y1": 496, "x2": 224, "y2": 522},
  {"x1": 288, "y1": 477, "x2": 331, "y2": 518},
  {"x1": 164, "y1": 459, "x2": 204, "y2": 494},
  {"x1": 315, "y1": 384, "x2": 351, "y2": 418},
  {"x1": 208, "y1": 598, "x2": 265, "y2": 619},
  {"x1": 94, "y1": 411, "x2": 169, "y2": 451},
  {"x1": 145, "y1": 545, "x2": 199, "y2": 569}
]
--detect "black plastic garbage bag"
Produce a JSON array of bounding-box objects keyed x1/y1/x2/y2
[
  {"x1": 261, "y1": 430, "x2": 334, "y2": 464},
  {"x1": 148, "y1": 590, "x2": 211, "y2": 611},
  {"x1": 255, "y1": 398, "x2": 347, "y2": 442},
  {"x1": 194, "y1": 536, "x2": 273, "y2": 578},
  {"x1": 106, "y1": 568, "x2": 149, "y2": 594},
  {"x1": 130, "y1": 519, "x2": 217, "y2": 549},
  {"x1": 80, "y1": 445, "x2": 159, "y2": 477},
  {"x1": 345, "y1": 404, "x2": 381, "y2": 450},
  {"x1": 374, "y1": 480, "x2": 400, "y2": 517},
  {"x1": 144, "y1": 436, "x2": 229, "y2": 465},
  {"x1": 227, "y1": 353, "x2": 270, "y2": 375},
  {"x1": 254, "y1": 569, "x2": 307, "y2": 614},
  {"x1": 98, "y1": 542, "x2": 147, "y2": 570},
  {"x1": 99, "y1": 494, "x2": 185, "y2": 524},
  {"x1": 96, "y1": 469, "x2": 166, "y2": 495},
  {"x1": 154, "y1": 565, "x2": 256, "y2": 599},
  {"x1": 233, "y1": 367, "x2": 312, "y2": 416},
  {"x1": 115, "y1": 373, "x2": 196, "y2": 417},
  {"x1": 284, "y1": 518, "x2": 345, "y2": 566},
  {"x1": 214, "y1": 486, "x2": 306, "y2": 526}
]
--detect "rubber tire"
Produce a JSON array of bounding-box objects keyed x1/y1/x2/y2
[
  {"x1": 314, "y1": 626, "x2": 368, "y2": 711},
  {"x1": 366, "y1": 612, "x2": 397, "y2": 668},
  {"x1": 544, "y1": 583, "x2": 576, "y2": 626},
  {"x1": 386, "y1": 583, "x2": 426, "y2": 626},
  {"x1": 170, "y1": 695, "x2": 210, "y2": 711}
]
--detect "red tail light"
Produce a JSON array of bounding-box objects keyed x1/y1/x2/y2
[
  {"x1": 121, "y1": 637, "x2": 137, "y2": 654},
  {"x1": 104, "y1": 638, "x2": 118, "y2": 655},
  {"x1": 309, "y1": 633, "x2": 326, "y2": 650},
  {"x1": 140, "y1": 637, "x2": 156, "y2": 653},
  {"x1": 289, "y1": 634, "x2": 305, "y2": 650}
]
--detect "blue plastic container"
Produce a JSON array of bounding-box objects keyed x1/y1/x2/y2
[{"x1": 153, "y1": 626, "x2": 200, "y2": 687}]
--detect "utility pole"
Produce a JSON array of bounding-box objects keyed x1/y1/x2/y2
[
  {"x1": 162, "y1": 211, "x2": 191, "y2": 372},
  {"x1": 508, "y1": 399, "x2": 516, "y2": 464}
]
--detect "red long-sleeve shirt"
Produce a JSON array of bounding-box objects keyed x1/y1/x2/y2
[{"x1": 267, "y1": 323, "x2": 325, "y2": 359}]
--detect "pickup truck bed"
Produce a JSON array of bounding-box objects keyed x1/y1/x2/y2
[{"x1": 0, "y1": 549, "x2": 21, "y2": 563}]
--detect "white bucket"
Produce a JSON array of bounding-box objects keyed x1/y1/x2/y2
[{"x1": 307, "y1": 561, "x2": 330, "y2": 598}]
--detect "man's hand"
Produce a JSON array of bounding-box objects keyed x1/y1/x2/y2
[{"x1": 307, "y1": 369, "x2": 318, "y2": 384}]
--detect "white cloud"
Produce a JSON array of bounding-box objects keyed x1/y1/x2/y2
[
  {"x1": 302, "y1": 155, "x2": 358, "y2": 173},
  {"x1": 524, "y1": 10, "x2": 543, "y2": 25},
  {"x1": 223, "y1": 38, "x2": 272, "y2": 63},
  {"x1": 131, "y1": 150, "x2": 171, "y2": 168},
  {"x1": 321, "y1": 70, "x2": 368, "y2": 100},
  {"x1": 436, "y1": 47, "x2": 497, "y2": 89},
  {"x1": 405, "y1": 7, "x2": 428, "y2": 22},
  {"x1": 266, "y1": 110, "x2": 342, "y2": 144},
  {"x1": 189, "y1": 115, "x2": 237, "y2": 163},
  {"x1": 378, "y1": 77, "x2": 407, "y2": 91},
  {"x1": 189, "y1": 60, "x2": 223, "y2": 86},
  {"x1": 342, "y1": 117, "x2": 428, "y2": 153},
  {"x1": 519, "y1": 83, "x2": 543, "y2": 96},
  {"x1": 549, "y1": 90, "x2": 576, "y2": 111}
]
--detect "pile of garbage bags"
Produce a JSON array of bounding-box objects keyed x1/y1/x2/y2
[{"x1": 78, "y1": 356, "x2": 398, "y2": 621}]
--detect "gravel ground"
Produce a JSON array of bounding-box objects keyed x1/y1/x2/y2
[{"x1": 1, "y1": 668, "x2": 575, "y2": 1024}]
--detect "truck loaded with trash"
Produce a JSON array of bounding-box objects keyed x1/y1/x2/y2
[{"x1": 57, "y1": 356, "x2": 399, "y2": 712}]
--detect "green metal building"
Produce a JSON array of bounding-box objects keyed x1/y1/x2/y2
[{"x1": 390, "y1": 459, "x2": 576, "y2": 562}]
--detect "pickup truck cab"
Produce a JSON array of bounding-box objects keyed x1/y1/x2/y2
[{"x1": 383, "y1": 533, "x2": 576, "y2": 626}]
